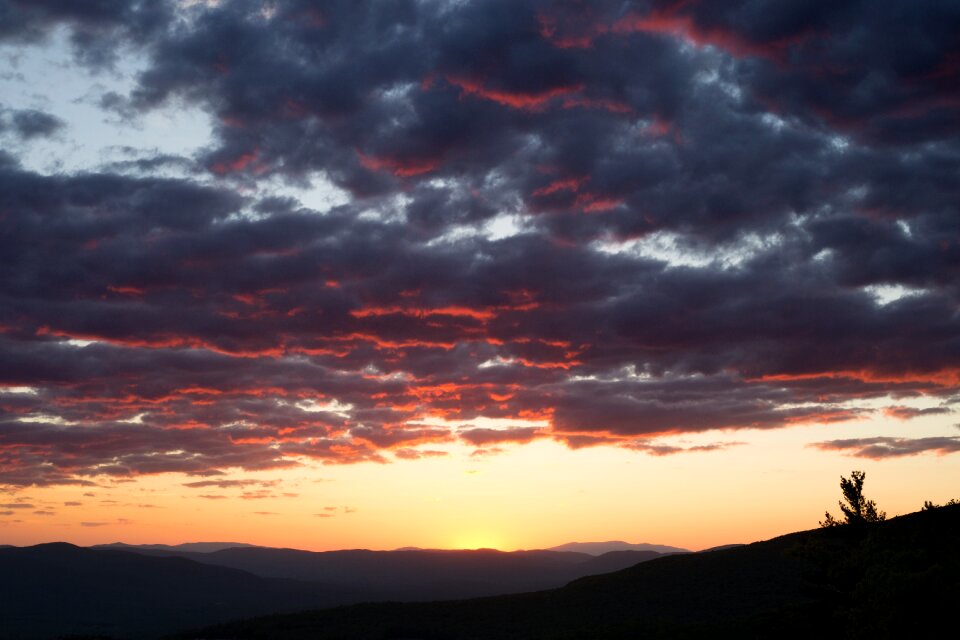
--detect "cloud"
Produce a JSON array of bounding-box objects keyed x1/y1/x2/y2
[
  {"x1": 621, "y1": 440, "x2": 745, "y2": 456},
  {"x1": 0, "y1": 0, "x2": 171, "y2": 67},
  {"x1": 882, "y1": 405, "x2": 953, "y2": 420},
  {"x1": 393, "y1": 448, "x2": 449, "y2": 460},
  {"x1": 810, "y1": 436, "x2": 960, "y2": 459},
  {"x1": 313, "y1": 505, "x2": 356, "y2": 517},
  {"x1": 458, "y1": 427, "x2": 545, "y2": 447},
  {"x1": 0, "y1": 0, "x2": 958, "y2": 487},
  {"x1": 0, "y1": 108, "x2": 65, "y2": 139},
  {"x1": 182, "y1": 479, "x2": 279, "y2": 489},
  {"x1": 78, "y1": 518, "x2": 133, "y2": 527}
]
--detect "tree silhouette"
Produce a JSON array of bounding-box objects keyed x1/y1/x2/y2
[
  {"x1": 923, "y1": 498, "x2": 959, "y2": 510},
  {"x1": 820, "y1": 470, "x2": 886, "y2": 527}
]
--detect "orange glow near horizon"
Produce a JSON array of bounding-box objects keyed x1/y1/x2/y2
[{"x1": 3, "y1": 411, "x2": 958, "y2": 553}]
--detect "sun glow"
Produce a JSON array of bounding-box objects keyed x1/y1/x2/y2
[{"x1": 451, "y1": 532, "x2": 506, "y2": 551}]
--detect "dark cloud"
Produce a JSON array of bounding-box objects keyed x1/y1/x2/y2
[
  {"x1": 0, "y1": 0, "x2": 958, "y2": 487},
  {"x1": 0, "y1": 0, "x2": 171, "y2": 67},
  {"x1": 883, "y1": 405, "x2": 953, "y2": 420},
  {"x1": 810, "y1": 436, "x2": 960, "y2": 459},
  {"x1": 0, "y1": 108, "x2": 65, "y2": 139},
  {"x1": 458, "y1": 427, "x2": 545, "y2": 447}
]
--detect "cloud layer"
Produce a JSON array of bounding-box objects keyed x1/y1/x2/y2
[{"x1": 1, "y1": 0, "x2": 959, "y2": 487}]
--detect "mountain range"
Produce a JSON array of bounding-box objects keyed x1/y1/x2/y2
[
  {"x1": 547, "y1": 540, "x2": 689, "y2": 555},
  {"x1": 0, "y1": 541, "x2": 678, "y2": 639},
  {"x1": 4, "y1": 507, "x2": 956, "y2": 640},
  {"x1": 93, "y1": 541, "x2": 256, "y2": 553},
  {"x1": 86, "y1": 541, "x2": 679, "y2": 592},
  {"x1": 176, "y1": 503, "x2": 960, "y2": 639}
]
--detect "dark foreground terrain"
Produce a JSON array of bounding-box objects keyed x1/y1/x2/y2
[
  {"x1": 0, "y1": 543, "x2": 666, "y2": 639},
  {"x1": 177, "y1": 504, "x2": 960, "y2": 640}
]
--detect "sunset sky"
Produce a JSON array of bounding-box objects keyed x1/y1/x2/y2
[{"x1": 1, "y1": 0, "x2": 958, "y2": 552}]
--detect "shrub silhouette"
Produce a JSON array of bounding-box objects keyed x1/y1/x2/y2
[
  {"x1": 820, "y1": 470, "x2": 885, "y2": 527},
  {"x1": 923, "y1": 498, "x2": 959, "y2": 510}
]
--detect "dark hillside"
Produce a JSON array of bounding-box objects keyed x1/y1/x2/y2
[
  {"x1": 0, "y1": 544, "x2": 665, "y2": 639},
  {"x1": 0, "y1": 544, "x2": 358, "y2": 640},
  {"x1": 176, "y1": 504, "x2": 960, "y2": 640}
]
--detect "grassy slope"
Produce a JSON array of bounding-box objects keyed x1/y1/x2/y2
[{"x1": 176, "y1": 504, "x2": 960, "y2": 640}]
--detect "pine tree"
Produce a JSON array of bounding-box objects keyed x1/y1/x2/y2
[{"x1": 820, "y1": 470, "x2": 886, "y2": 527}]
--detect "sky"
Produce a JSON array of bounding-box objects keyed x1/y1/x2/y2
[{"x1": 1, "y1": 0, "x2": 958, "y2": 552}]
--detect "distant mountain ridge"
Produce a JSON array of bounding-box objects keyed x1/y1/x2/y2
[
  {"x1": 93, "y1": 541, "x2": 255, "y2": 553},
  {"x1": 0, "y1": 542, "x2": 668, "y2": 639},
  {"x1": 86, "y1": 544, "x2": 660, "y2": 592},
  {"x1": 548, "y1": 540, "x2": 689, "y2": 555},
  {"x1": 92, "y1": 540, "x2": 688, "y2": 555}
]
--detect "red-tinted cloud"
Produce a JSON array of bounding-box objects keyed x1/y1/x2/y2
[
  {"x1": 752, "y1": 369, "x2": 960, "y2": 388},
  {"x1": 358, "y1": 151, "x2": 441, "y2": 177},
  {"x1": 537, "y1": 8, "x2": 609, "y2": 50},
  {"x1": 351, "y1": 305, "x2": 498, "y2": 321},
  {"x1": 444, "y1": 75, "x2": 584, "y2": 111},
  {"x1": 611, "y1": 4, "x2": 802, "y2": 62},
  {"x1": 882, "y1": 405, "x2": 953, "y2": 420},
  {"x1": 210, "y1": 148, "x2": 269, "y2": 176}
]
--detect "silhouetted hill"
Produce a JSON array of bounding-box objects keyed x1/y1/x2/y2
[
  {"x1": 575, "y1": 549, "x2": 665, "y2": 574},
  {"x1": 99, "y1": 545, "x2": 661, "y2": 598},
  {"x1": 549, "y1": 540, "x2": 689, "y2": 555},
  {"x1": 175, "y1": 504, "x2": 960, "y2": 639},
  {"x1": 0, "y1": 543, "x2": 665, "y2": 639},
  {"x1": 92, "y1": 541, "x2": 254, "y2": 553},
  {"x1": 697, "y1": 543, "x2": 745, "y2": 553},
  {"x1": 0, "y1": 543, "x2": 364, "y2": 640}
]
